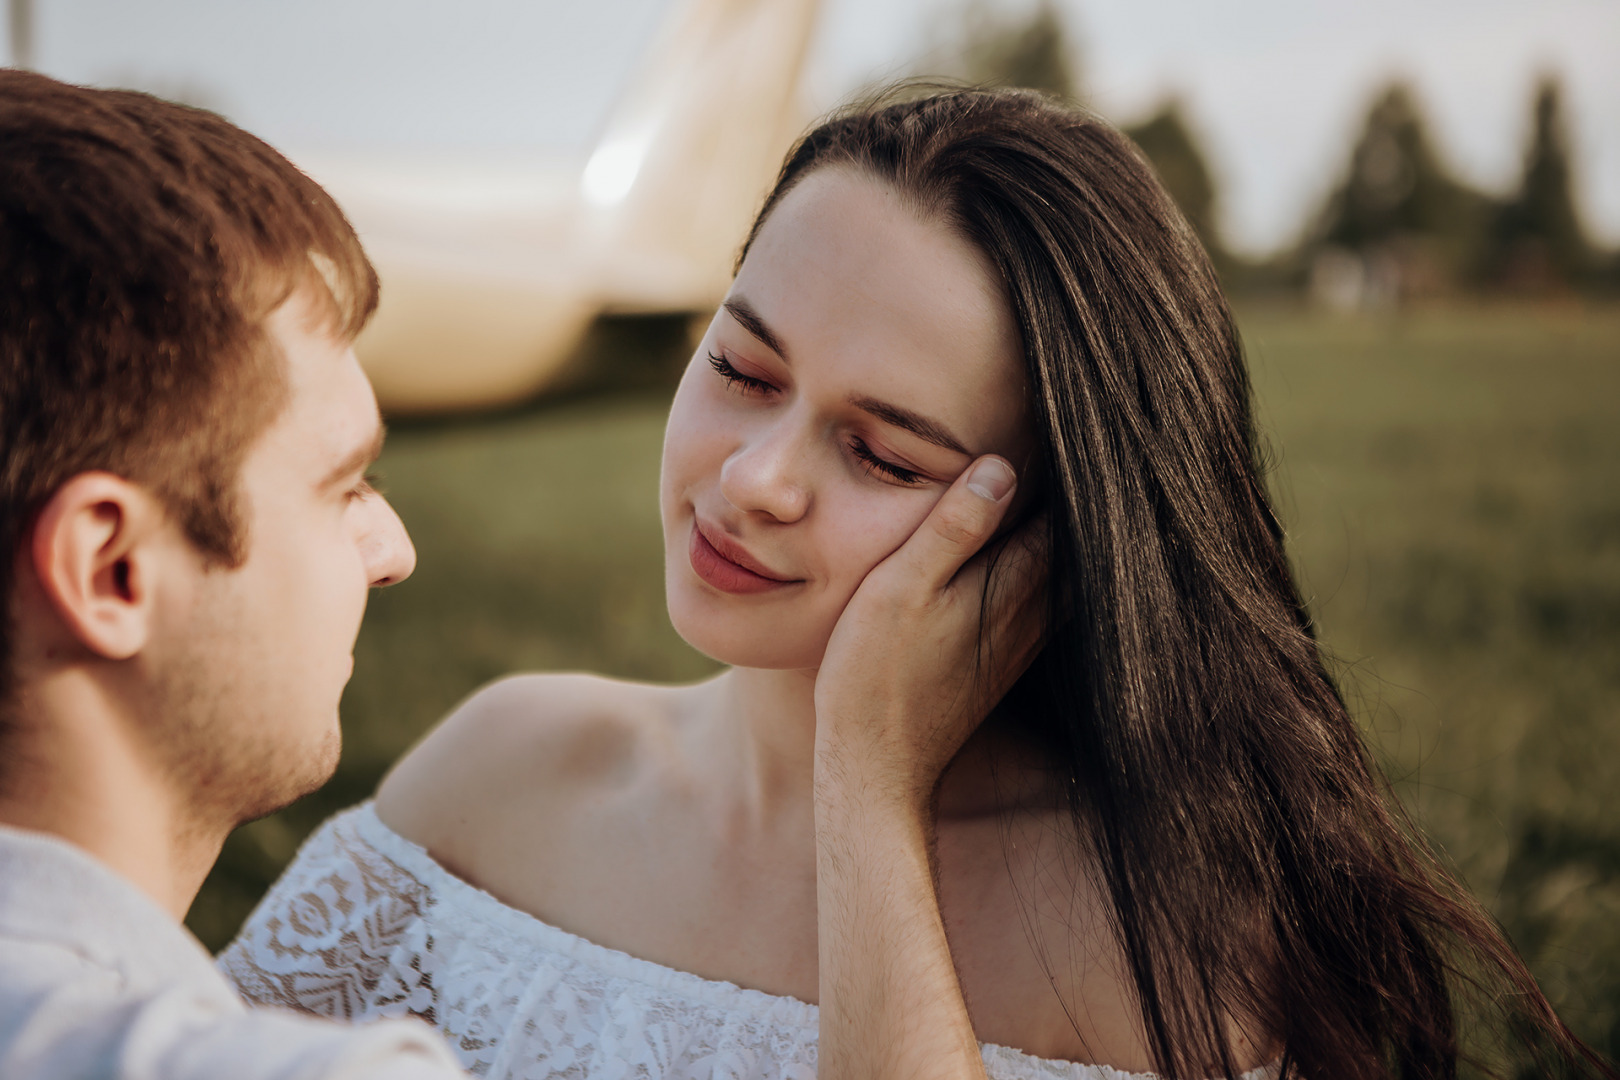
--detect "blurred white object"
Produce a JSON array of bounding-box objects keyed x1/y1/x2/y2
[{"x1": 298, "y1": 0, "x2": 820, "y2": 414}]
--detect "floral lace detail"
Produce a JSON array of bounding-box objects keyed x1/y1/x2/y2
[{"x1": 220, "y1": 804, "x2": 1261, "y2": 1080}]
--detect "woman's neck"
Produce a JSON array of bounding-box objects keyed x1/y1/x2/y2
[
  {"x1": 701, "y1": 665, "x2": 1060, "y2": 832},
  {"x1": 707, "y1": 665, "x2": 820, "y2": 827}
]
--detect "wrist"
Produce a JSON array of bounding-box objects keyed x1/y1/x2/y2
[
  {"x1": 814, "y1": 710, "x2": 950, "y2": 818},
  {"x1": 813, "y1": 750, "x2": 938, "y2": 841}
]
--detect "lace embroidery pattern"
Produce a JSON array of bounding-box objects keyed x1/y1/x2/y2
[
  {"x1": 221, "y1": 814, "x2": 521, "y2": 1074},
  {"x1": 220, "y1": 805, "x2": 1248, "y2": 1080}
]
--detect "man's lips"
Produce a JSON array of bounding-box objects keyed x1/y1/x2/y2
[{"x1": 689, "y1": 521, "x2": 800, "y2": 595}]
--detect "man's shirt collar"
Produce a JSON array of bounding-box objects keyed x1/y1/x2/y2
[{"x1": 0, "y1": 821, "x2": 220, "y2": 993}]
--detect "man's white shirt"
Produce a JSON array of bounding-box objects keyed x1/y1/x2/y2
[{"x1": 0, "y1": 821, "x2": 464, "y2": 1079}]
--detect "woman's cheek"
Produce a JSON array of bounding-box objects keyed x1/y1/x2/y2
[
  {"x1": 828, "y1": 485, "x2": 947, "y2": 593},
  {"x1": 661, "y1": 374, "x2": 729, "y2": 499}
]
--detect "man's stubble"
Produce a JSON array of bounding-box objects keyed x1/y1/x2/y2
[{"x1": 144, "y1": 565, "x2": 342, "y2": 834}]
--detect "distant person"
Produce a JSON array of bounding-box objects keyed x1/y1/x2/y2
[
  {"x1": 224, "y1": 87, "x2": 1615, "y2": 1079},
  {"x1": 0, "y1": 70, "x2": 1030, "y2": 1080}
]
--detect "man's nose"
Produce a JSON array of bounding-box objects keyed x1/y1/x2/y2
[
  {"x1": 362, "y1": 496, "x2": 416, "y2": 587},
  {"x1": 719, "y1": 419, "x2": 811, "y2": 524}
]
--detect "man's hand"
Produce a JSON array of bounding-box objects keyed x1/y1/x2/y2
[{"x1": 811, "y1": 455, "x2": 1047, "y2": 1080}]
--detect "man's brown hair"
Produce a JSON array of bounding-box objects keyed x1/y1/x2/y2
[{"x1": 0, "y1": 69, "x2": 379, "y2": 708}]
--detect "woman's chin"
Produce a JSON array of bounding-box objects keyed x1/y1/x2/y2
[
  {"x1": 662, "y1": 558, "x2": 837, "y2": 671},
  {"x1": 682, "y1": 632, "x2": 827, "y2": 672},
  {"x1": 667, "y1": 606, "x2": 829, "y2": 672}
]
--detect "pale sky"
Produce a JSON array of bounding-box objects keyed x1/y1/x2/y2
[{"x1": 8, "y1": 0, "x2": 1618, "y2": 255}]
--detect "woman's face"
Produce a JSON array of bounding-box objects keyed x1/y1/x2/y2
[{"x1": 660, "y1": 166, "x2": 1031, "y2": 670}]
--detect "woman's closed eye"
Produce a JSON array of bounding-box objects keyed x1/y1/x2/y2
[
  {"x1": 708, "y1": 349, "x2": 930, "y2": 486},
  {"x1": 708, "y1": 351, "x2": 776, "y2": 394},
  {"x1": 849, "y1": 436, "x2": 928, "y2": 486}
]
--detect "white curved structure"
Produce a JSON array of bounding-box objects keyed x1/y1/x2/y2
[{"x1": 298, "y1": 0, "x2": 821, "y2": 415}]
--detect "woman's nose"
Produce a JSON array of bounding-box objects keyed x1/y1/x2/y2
[{"x1": 719, "y1": 420, "x2": 811, "y2": 524}]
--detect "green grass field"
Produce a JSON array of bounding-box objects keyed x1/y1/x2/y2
[{"x1": 188, "y1": 304, "x2": 1620, "y2": 1056}]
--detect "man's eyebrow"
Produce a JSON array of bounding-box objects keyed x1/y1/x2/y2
[
  {"x1": 322, "y1": 422, "x2": 387, "y2": 488},
  {"x1": 722, "y1": 297, "x2": 790, "y2": 363},
  {"x1": 849, "y1": 396, "x2": 968, "y2": 456}
]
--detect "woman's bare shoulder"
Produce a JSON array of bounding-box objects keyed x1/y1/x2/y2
[{"x1": 375, "y1": 671, "x2": 706, "y2": 853}]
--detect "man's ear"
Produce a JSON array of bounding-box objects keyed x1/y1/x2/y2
[{"x1": 28, "y1": 472, "x2": 174, "y2": 661}]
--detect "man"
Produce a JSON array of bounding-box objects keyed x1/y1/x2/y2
[
  {"x1": 0, "y1": 68, "x2": 466, "y2": 1078},
  {"x1": 0, "y1": 68, "x2": 1038, "y2": 1080}
]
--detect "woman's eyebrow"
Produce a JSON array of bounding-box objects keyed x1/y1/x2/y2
[
  {"x1": 723, "y1": 294, "x2": 967, "y2": 455},
  {"x1": 849, "y1": 396, "x2": 968, "y2": 455},
  {"x1": 722, "y1": 297, "x2": 791, "y2": 362}
]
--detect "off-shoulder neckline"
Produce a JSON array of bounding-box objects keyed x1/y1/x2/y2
[{"x1": 338, "y1": 800, "x2": 1271, "y2": 1080}]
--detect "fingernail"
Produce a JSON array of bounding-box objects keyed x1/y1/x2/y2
[{"x1": 966, "y1": 458, "x2": 1016, "y2": 502}]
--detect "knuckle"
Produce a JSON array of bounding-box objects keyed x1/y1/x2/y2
[{"x1": 933, "y1": 502, "x2": 988, "y2": 550}]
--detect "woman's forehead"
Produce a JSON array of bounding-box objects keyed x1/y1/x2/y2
[{"x1": 731, "y1": 167, "x2": 1028, "y2": 448}]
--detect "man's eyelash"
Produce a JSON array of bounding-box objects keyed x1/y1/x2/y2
[
  {"x1": 849, "y1": 437, "x2": 927, "y2": 485},
  {"x1": 708, "y1": 351, "x2": 774, "y2": 393},
  {"x1": 350, "y1": 472, "x2": 384, "y2": 499}
]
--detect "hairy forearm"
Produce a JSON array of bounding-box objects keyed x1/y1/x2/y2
[
  {"x1": 809, "y1": 456, "x2": 1036, "y2": 1080},
  {"x1": 814, "y1": 766, "x2": 987, "y2": 1080}
]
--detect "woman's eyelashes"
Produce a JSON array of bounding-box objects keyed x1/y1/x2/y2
[
  {"x1": 708, "y1": 348, "x2": 931, "y2": 487},
  {"x1": 708, "y1": 351, "x2": 775, "y2": 394},
  {"x1": 849, "y1": 436, "x2": 928, "y2": 486}
]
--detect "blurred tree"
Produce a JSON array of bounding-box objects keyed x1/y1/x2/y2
[
  {"x1": 1304, "y1": 82, "x2": 1493, "y2": 307},
  {"x1": 1485, "y1": 76, "x2": 1593, "y2": 293},
  {"x1": 947, "y1": 6, "x2": 1249, "y2": 285},
  {"x1": 957, "y1": 0, "x2": 1080, "y2": 102},
  {"x1": 1316, "y1": 83, "x2": 1488, "y2": 253},
  {"x1": 1123, "y1": 100, "x2": 1228, "y2": 268},
  {"x1": 951, "y1": 6, "x2": 1230, "y2": 269}
]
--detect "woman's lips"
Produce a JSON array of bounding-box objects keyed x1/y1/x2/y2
[{"x1": 689, "y1": 522, "x2": 800, "y2": 595}]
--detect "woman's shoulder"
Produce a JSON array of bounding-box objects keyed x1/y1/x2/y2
[{"x1": 376, "y1": 671, "x2": 709, "y2": 856}]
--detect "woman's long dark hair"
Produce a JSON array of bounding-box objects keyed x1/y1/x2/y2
[{"x1": 738, "y1": 87, "x2": 1612, "y2": 1079}]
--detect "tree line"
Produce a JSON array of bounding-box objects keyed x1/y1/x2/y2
[{"x1": 949, "y1": 0, "x2": 1616, "y2": 304}]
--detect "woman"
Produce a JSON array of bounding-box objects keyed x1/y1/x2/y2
[{"x1": 222, "y1": 88, "x2": 1609, "y2": 1079}]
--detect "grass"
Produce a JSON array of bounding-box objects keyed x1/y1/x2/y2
[
  {"x1": 1244, "y1": 303, "x2": 1620, "y2": 1053},
  {"x1": 187, "y1": 304, "x2": 1620, "y2": 1056}
]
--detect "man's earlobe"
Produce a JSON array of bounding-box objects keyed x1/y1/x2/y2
[{"x1": 29, "y1": 473, "x2": 170, "y2": 661}]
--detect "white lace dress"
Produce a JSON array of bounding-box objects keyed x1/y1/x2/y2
[{"x1": 220, "y1": 803, "x2": 1246, "y2": 1080}]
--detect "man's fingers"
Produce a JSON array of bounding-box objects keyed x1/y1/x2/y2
[{"x1": 897, "y1": 456, "x2": 1018, "y2": 592}]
